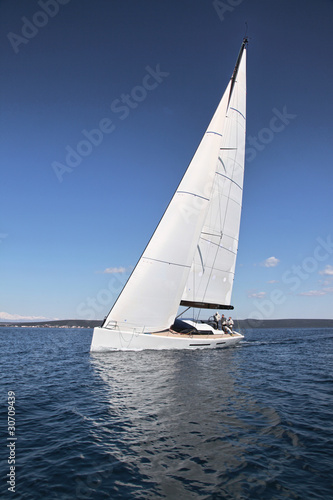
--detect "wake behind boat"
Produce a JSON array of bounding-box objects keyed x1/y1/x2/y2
[{"x1": 91, "y1": 38, "x2": 248, "y2": 351}]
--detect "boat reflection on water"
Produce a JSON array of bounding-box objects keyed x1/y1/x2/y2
[{"x1": 89, "y1": 349, "x2": 288, "y2": 498}]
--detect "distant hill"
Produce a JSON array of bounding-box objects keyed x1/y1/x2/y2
[
  {"x1": 0, "y1": 318, "x2": 333, "y2": 329},
  {"x1": 234, "y1": 318, "x2": 333, "y2": 329},
  {"x1": 0, "y1": 319, "x2": 101, "y2": 328}
]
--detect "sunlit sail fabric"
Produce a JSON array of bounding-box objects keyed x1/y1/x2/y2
[
  {"x1": 103, "y1": 86, "x2": 232, "y2": 333},
  {"x1": 181, "y1": 45, "x2": 246, "y2": 309},
  {"x1": 103, "y1": 40, "x2": 247, "y2": 333}
]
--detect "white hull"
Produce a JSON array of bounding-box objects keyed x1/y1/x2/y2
[{"x1": 90, "y1": 326, "x2": 244, "y2": 351}]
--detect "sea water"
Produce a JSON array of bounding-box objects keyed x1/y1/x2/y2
[{"x1": 0, "y1": 327, "x2": 332, "y2": 499}]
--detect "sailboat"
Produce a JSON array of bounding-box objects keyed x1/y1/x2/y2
[{"x1": 90, "y1": 38, "x2": 248, "y2": 351}]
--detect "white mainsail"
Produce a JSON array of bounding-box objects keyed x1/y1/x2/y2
[
  {"x1": 102, "y1": 40, "x2": 247, "y2": 334},
  {"x1": 181, "y1": 41, "x2": 246, "y2": 310}
]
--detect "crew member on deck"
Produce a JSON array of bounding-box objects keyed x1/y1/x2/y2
[
  {"x1": 227, "y1": 316, "x2": 234, "y2": 333},
  {"x1": 221, "y1": 314, "x2": 227, "y2": 332},
  {"x1": 213, "y1": 312, "x2": 221, "y2": 330}
]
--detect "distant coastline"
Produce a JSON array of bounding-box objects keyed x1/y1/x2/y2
[{"x1": 0, "y1": 319, "x2": 333, "y2": 329}]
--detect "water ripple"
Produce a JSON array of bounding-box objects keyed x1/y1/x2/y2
[{"x1": 0, "y1": 327, "x2": 332, "y2": 499}]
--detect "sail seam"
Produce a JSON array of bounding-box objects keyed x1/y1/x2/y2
[
  {"x1": 219, "y1": 154, "x2": 245, "y2": 168},
  {"x1": 201, "y1": 232, "x2": 239, "y2": 241},
  {"x1": 219, "y1": 158, "x2": 245, "y2": 172},
  {"x1": 197, "y1": 264, "x2": 235, "y2": 274},
  {"x1": 201, "y1": 231, "x2": 223, "y2": 237},
  {"x1": 144, "y1": 257, "x2": 191, "y2": 268},
  {"x1": 229, "y1": 107, "x2": 246, "y2": 120},
  {"x1": 177, "y1": 191, "x2": 209, "y2": 201},
  {"x1": 206, "y1": 131, "x2": 223, "y2": 137},
  {"x1": 200, "y1": 237, "x2": 237, "y2": 254},
  {"x1": 215, "y1": 172, "x2": 243, "y2": 191}
]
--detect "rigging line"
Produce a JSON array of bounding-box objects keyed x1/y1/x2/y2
[
  {"x1": 222, "y1": 158, "x2": 245, "y2": 171},
  {"x1": 201, "y1": 233, "x2": 223, "y2": 305},
  {"x1": 201, "y1": 138, "x2": 242, "y2": 305},
  {"x1": 219, "y1": 153, "x2": 237, "y2": 259},
  {"x1": 176, "y1": 307, "x2": 190, "y2": 319},
  {"x1": 191, "y1": 167, "x2": 218, "y2": 309},
  {"x1": 200, "y1": 174, "x2": 224, "y2": 306}
]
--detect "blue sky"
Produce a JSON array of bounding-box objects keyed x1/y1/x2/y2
[{"x1": 1, "y1": 0, "x2": 332, "y2": 321}]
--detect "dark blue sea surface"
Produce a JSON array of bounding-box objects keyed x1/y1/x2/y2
[{"x1": 1, "y1": 327, "x2": 332, "y2": 499}]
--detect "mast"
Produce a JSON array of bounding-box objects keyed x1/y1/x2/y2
[{"x1": 228, "y1": 37, "x2": 248, "y2": 108}]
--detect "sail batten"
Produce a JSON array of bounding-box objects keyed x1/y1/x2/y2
[{"x1": 180, "y1": 300, "x2": 234, "y2": 310}]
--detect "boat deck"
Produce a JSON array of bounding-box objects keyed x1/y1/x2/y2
[{"x1": 151, "y1": 330, "x2": 241, "y2": 339}]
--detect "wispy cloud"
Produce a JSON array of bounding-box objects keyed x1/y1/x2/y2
[
  {"x1": 261, "y1": 256, "x2": 280, "y2": 268},
  {"x1": 267, "y1": 280, "x2": 279, "y2": 284},
  {"x1": 319, "y1": 265, "x2": 333, "y2": 276},
  {"x1": 319, "y1": 279, "x2": 333, "y2": 286},
  {"x1": 299, "y1": 287, "x2": 333, "y2": 297},
  {"x1": 248, "y1": 291, "x2": 266, "y2": 299},
  {"x1": 0, "y1": 312, "x2": 48, "y2": 321},
  {"x1": 102, "y1": 267, "x2": 128, "y2": 274},
  {"x1": 299, "y1": 290, "x2": 326, "y2": 297}
]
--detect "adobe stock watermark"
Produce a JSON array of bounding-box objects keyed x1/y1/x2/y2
[
  {"x1": 249, "y1": 235, "x2": 333, "y2": 322},
  {"x1": 52, "y1": 64, "x2": 169, "y2": 182},
  {"x1": 178, "y1": 170, "x2": 215, "y2": 225},
  {"x1": 246, "y1": 106, "x2": 297, "y2": 163},
  {"x1": 7, "y1": 391, "x2": 16, "y2": 493},
  {"x1": 177, "y1": 104, "x2": 296, "y2": 226},
  {"x1": 213, "y1": 0, "x2": 245, "y2": 22},
  {"x1": 7, "y1": 0, "x2": 71, "y2": 54},
  {"x1": 75, "y1": 455, "x2": 117, "y2": 499},
  {"x1": 76, "y1": 272, "x2": 128, "y2": 321}
]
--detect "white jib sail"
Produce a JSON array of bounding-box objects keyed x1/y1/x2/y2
[
  {"x1": 181, "y1": 45, "x2": 247, "y2": 308},
  {"x1": 103, "y1": 41, "x2": 247, "y2": 333}
]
